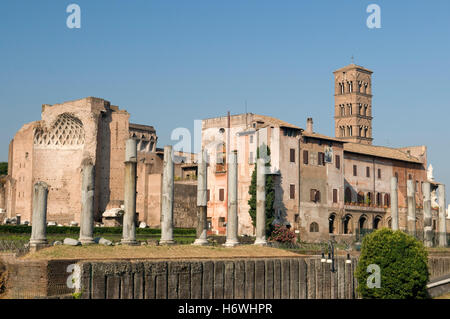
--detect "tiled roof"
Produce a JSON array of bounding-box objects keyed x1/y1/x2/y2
[
  {"x1": 252, "y1": 114, "x2": 303, "y2": 130},
  {"x1": 344, "y1": 142, "x2": 423, "y2": 164},
  {"x1": 302, "y1": 132, "x2": 345, "y2": 143}
]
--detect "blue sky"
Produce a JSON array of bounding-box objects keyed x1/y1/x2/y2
[{"x1": 0, "y1": 0, "x2": 449, "y2": 199}]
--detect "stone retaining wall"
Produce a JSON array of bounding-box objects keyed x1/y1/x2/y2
[
  {"x1": 1, "y1": 255, "x2": 450, "y2": 299},
  {"x1": 78, "y1": 257, "x2": 359, "y2": 299}
]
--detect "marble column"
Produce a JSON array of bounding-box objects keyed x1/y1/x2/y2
[
  {"x1": 30, "y1": 182, "x2": 49, "y2": 247},
  {"x1": 224, "y1": 151, "x2": 239, "y2": 247},
  {"x1": 160, "y1": 145, "x2": 175, "y2": 245},
  {"x1": 79, "y1": 160, "x2": 95, "y2": 244},
  {"x1": 121, "y1": 139, "x2": 138, "y2": 245},
  {"x1": 390, "y1": 176, "x2": 399, "y2": 231},
  {"x1": 438, "y1": 184, "x2": 447, "y2": 247},
  {"x1": 423, "y1": 182, "x2": 433, "y2": 247},
  {"x1": 193, "y1": 150, "x2": 208, "y2": 246},
  {"x1": 254, "y1": 158, "x2": 267, "y2": 245},
  {"x1": 407, "y1": 179, "x2": 416, "y2": 236}
]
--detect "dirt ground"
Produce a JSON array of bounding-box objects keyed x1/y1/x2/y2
[{"x1": 22, "y1": 244, "x2": 304, "y2": 261}]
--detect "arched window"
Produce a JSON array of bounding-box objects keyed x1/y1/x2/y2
[
  {"x1": 343, "y1": 215, "x2": 353, "y2": 234},
  {"x1": 345, "y1": 187, "x2": 352, "y2": 203},
  {"x1": 359, "y1": 215, "x2": 367, "y2": 230},
  {"x1": 309, "y1": 222, "x2": 319, "y2": 233},
  {"x1": 387, "y1": 217, "x2": 392, "y2": 229},
  {"x1": 376, "y1": 193, "x2": 382, "y2": 206},
  {"x1": 329, "y1": 214, "x2": 336, "y2": 234},
  {"x1": 384, "y1": 193, "x2": 390, "y2": 207}
]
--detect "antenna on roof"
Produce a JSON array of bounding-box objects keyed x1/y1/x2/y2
[{"x1": 351, "y1": 55, "x2": 355, "y2": 64}]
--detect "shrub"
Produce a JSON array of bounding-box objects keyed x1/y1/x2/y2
[
  {"x1": 268, "y1": 224, "x2": 296, "y2": 244},
  {"x1": 356, "y1": 228, "x2": 429, "y2": 299}
]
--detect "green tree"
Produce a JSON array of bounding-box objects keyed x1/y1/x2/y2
[
  {"x1": 356, "y1": 228, "x2": 429, "y2": 299},
  {"x1": 248, "y1": 145, "x2": 275, "y2": 236},
  {"x1": 0, "y1": 162, "x2": 7, "y2": 176}
]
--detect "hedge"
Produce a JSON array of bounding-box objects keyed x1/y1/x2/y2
[{"x1": 0, "y1": 225, "x2": 195, "y2": 236}]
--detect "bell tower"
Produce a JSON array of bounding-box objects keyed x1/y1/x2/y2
[{"x1": 334, "y1": 64, "x2": 373, "y2": 145}]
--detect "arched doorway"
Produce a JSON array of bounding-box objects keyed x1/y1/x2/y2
[
  {"x1": 329, "y1": 214, "x2": 336, "y2": 234},
  {"x1": 359, "y1": 215, "x2": 367, "y2": 230},
  {"x1": 343, "y1": 215, "x2": 353, "y2": 234},
  {"x1": 373, "y1": 216, "x2": 382, "y2": 229}
]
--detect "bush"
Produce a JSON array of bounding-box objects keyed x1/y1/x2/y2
[
  {"x1": 268, "y1": 224, "x2": 296, "y2": 244},
  {"x1": 356, "y1": 228, "x2": 429, "y2": 299}
]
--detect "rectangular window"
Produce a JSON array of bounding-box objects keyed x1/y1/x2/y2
[
  {"x1": 366, "y1": 167, "x2": 370, "y2": 178},
  {"x1": 378, "y1": 168, "x2": 381, "y2": 179},
  {"x1": 249, "y1": 135, "x2": 253, "y2": 144},
  {"x1": 218, "y1": 217, "x2": 226, "y2": 227},
  {"x1": 335, "y1": 155, "x2": 340, "y2": 170},
  {"x1": 318, "y1": 152, "x2": 325, "y2": 166},
  {"x1": 303, "y1": 150, "x2": 309, "y2": 165},
  {"x1": 219, "y1": 189, "x2": 224, "y2": 201},
  {"x1": 290, "y1": 149, "x2": 295, "y2": 163},
  {"x1": 290, "y1": 184, "x2": 295, "y2": 199},
  {"x1": 207, "y1": 189, "x2": 210, "y2": 202},
  {"x1": 294, "y1": 214, "x2": 299, "y2": 223},
  {"x1": 353, "y1": 165, "x2": 357, "y2": 176},
  {"x1": 249, "y1": 152, "x2": 254, "y2": 164},
  {"x1": 333, "y1": 189, "x2": 338, "y2": 203}
]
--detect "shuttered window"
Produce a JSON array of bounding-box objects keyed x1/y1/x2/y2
[
  {"x1": 335, "y1": 155, "x2": 340, "y2": 169},
  {"x1": 303, "y1": 150, "x2": 309, "y2": 165},
  {"x1": 333, "y1": 189, "x2": 338, "y2": 203},
  {"x1": 353, "y1": 165, "x2": 357, "y2": 176},
  {"x1": 219, "y1": 189, "x2": 224, "y2": 201},
  {"x1": 290, "y1": 185, "x2": 295, "y2": 199},
  {"x1": 290, "y1": 149, "x2": 295, "y2": 163}
]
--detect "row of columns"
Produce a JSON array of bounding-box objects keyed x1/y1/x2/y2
[{"x1": 390, "y1": 176, "x2": 447, "y2": 247}]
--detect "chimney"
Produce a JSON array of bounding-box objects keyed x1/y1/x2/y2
[{"x1": 306, "y1": 118, "x2": 313, "y2": 133}]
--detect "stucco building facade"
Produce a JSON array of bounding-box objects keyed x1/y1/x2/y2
[{"x1": 202, "y1": 64, "x2": 443, "y2": 242}]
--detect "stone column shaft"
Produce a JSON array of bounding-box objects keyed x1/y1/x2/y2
[
  {"x1": 160, "y1": 145, "x2": 175, "y2": 245},
  {"x1": 407, "y1": 179, "x2": 416, "y2": 236},
  {"x1": 438, "y1": 184, "x2": 447, "y2": 247},
  {"x1": 254, "y1": 158, "x2": 267, "y2": 245},
  {"x1": 423, "y1": 182, "x2": 433, "y2": 247},
  {"x1": 194, "y1": 150, "x2": 208, "y2": 245},
  {"x1": 30, "y1": 182, "x2": 49, "y2": 246},
  {"x1": 390, "y1": 177, "x2": 399, "y2": 231},
  {"x1": 79, "y1": 161, "x2": 95, "y2": 244},
  {"x1": 122, "y1": 139, "x2": 138, "y2": 245},
  {"x1": 224, "y1": 151, "x2": 239, "y2": 247}
]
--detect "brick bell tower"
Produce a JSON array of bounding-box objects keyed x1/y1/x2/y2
[{"x1": 334, "y1": 64, "x2": 373, "y2": 145}]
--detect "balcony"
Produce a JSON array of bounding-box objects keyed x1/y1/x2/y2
[{"x1": 344, "y1": 202, "x2": 386, "y2": 213}]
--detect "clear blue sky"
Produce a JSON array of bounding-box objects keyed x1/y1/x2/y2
[{"x1": 0, "y1": 1, "x2": 449, "y2": 200}]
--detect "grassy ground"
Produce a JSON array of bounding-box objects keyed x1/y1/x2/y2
[{"x1": 23, "y1": 244, "x2": 302, "y2": 260}]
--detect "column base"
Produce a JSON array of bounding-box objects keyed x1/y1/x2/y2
[
  {"x1": 223, "y1": 240, "x2": 239, "y2": 247},
  {"x1": 192, "y1": 238, "x2": 209, "y2": 246},
  {"x1": 79, "y1": 238, "x2": 95, "y2": 245},
  {"x1": 159, "y1": 240, "x2": 175, "y2": 245},
  {"x1": 254, "y1": 239, "x2": 267, "y2": 246},
  {"x1": 29, "y1": 241, "x2": 49, "y2": 252}
]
